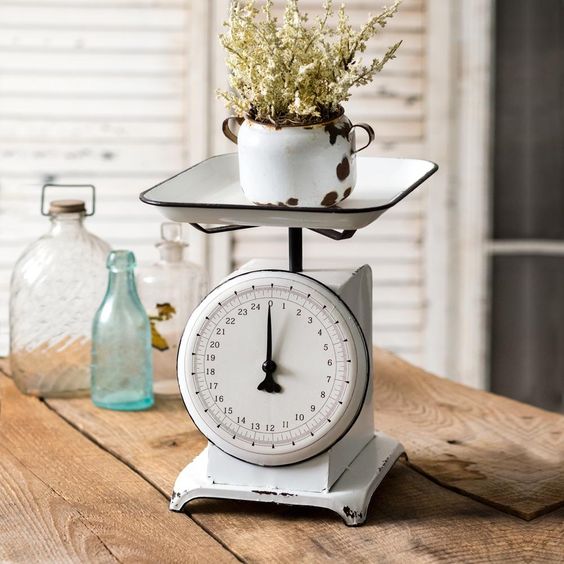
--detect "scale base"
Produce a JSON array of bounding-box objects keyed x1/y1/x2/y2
[{"x1": 170, "y1": 432, "x2": 404, "y2": 526}]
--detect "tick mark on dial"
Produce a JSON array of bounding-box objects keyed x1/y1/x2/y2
[
  {"x1": 217, "y1": 424, "x2": 221, "y2": 428},
  {"x1": 271, "y1": 444, "x2": 275, "y2": 449},
  {"x1": 292, "y1": 441, "x2": 295, "y2": 446},
  {"x1": 311, "y1": 432, "x2": 314, "y2": 436}
]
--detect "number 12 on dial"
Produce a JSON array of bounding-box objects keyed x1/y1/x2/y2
[{"x1": 178, "y1": 270, "x2": 369, "y2": 466}]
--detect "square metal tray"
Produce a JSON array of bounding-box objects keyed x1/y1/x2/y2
[{"x1": 139, "y1": 153, "x2": 437, "y2": 231}]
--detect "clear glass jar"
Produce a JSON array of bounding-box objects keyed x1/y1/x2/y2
[
  {"x1": 91, "y1": 250, "x2": 153, "y2": 411},
  {"x1": 9, "y1": 196, "x2": 110, "y2": 397},
  {"x1": 137, "y1": 223, "x2": 207, "y2": 397}
]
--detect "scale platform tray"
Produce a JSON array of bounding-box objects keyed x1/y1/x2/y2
[{"x1": 140, "y1": 153, "x2": 437, "y2": 231}]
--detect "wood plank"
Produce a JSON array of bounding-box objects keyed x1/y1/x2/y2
[
  {"x1": 0, "y1": 143, "x2": 184, "y2": 174},
  {"x1": 233, "y1": 239, "x2": 422, "y2": 263},
  {"x1": 41, "y1": 349, "x2": 564, "y2": 522},
  {"x1": 0, "y1": 29, "x2": 418, "y2": 57},
  {"x1": 0, "y1": 375, "x2": 237, "y2": 563},
  {"x1": 0, "y1": 6, "x2": 187, "y2": 30},
  {"x1": 0, "y1": 97, "x2": 183, "y2": 118},
  {"x1": 373, "y1": 349, "x2": 564, "y2": 520},
  {"x1": 0, "y1": 119, "x2": 184, "y2": 143},
  {"x1": 0, "y1": 28, "x2": 186, "y2": 52},
  {"x1": 4, "y1": 0, "x2": 187, "y2": 6},
  {"x1": 348, "y1": 95, "x2": 423, "y2": 119},
  {"x1": 0, "y1": 52, "x2": 185, "y2": 74},
  {"x1": 32, "y1": 354, "x2": 562, "y2": 561},
  {"x1": 0, "y1": 444, "x2": 117, "y2": 563}
]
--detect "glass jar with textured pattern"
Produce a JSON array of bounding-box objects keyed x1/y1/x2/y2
[{"x1": 9, "y1": 190, "x2": 110, "y2": 397}]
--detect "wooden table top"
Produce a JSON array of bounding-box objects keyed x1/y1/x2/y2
[{"x1": 0, "y1": 348, "x2": 562, "y2": 563}]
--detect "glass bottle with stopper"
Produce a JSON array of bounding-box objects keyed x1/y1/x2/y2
[
  {"x1": 137, "y1": 223, "x2": 207, "y2": 397},
  {"x1": 10, "y1": 185, "x2": 110, "y2": 397}
]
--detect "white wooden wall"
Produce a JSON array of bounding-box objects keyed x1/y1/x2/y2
[
  {"x1": 0, "y1": 0, "x2": 431, "y2": 369},
  {"x1": 0, "y1": 0, "x2": 211, "y2": 354},
  {"x1": 232, "y1": 0, "x2": 427, "y2": 365}
]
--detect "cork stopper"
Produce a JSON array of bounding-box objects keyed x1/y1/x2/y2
[{"x1": 49, "y1": 199, "x2": 86, "y2": 214}]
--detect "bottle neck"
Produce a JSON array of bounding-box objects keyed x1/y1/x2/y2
[
  {"x1": 50, "y1": 213, "x2": 85, "y2": 236},
  {"x1": 157, "y1": 241, "x2": 185, "y2": 263},
  {"x1": 107, "y1": 268, "x2": 138, "y2": 300}
]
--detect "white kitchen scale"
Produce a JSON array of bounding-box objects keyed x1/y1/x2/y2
[{"x1": 140, "y1": 153, "x2": 437, "y2": 525}]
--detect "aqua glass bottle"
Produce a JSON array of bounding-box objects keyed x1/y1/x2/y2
[{"x1": 91, "y1": 250, "x2": 153, "y2": 411}]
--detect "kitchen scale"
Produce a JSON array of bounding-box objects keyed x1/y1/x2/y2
[{"x1": 140, "y1": 153, "x2": 437, "y2": 525}]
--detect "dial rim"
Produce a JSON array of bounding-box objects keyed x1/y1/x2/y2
[{"x1": 177, "y1": 269, "x2": 369, "y2": 466}]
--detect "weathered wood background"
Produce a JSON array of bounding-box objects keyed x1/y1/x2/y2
[{"x1": 0, "y1": 0, "x2": 429, "y2": 370}]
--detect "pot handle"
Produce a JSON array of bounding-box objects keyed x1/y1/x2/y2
[
  {"x1": 222, "y1": 116, "x2": 244, "y2": 145},
  {"x1": 349, "y1": 123, "x2": 375, "y2": 154}
]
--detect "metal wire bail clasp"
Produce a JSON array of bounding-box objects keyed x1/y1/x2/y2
[{"x1": 41, "y1": 184, "x2": 96, "y2": 216}]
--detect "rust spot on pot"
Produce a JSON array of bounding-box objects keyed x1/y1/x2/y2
[
  {"x1": 324, "y1": 120, "x2": 351, "y2": 145},
  {"x1": 336, "y1": 156, "x2": 350, "y2": 181},
  {"x1": 343, "y1": 187, "x2": 352, "y2": 200},
  {"x1": 321, "y1": 191, "x2": 339, "y2": 207},
  {"x1": 286, "y1": 198, "x2": 299, "y2": 206}
]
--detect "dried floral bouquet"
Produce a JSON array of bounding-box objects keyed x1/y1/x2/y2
[{"x1": 218, "y1": 0, "x2": 402, "y2": 126}]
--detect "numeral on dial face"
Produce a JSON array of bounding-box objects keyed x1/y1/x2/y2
[{"x1": 178, "y1": 270, "x2": 368, "y2": 467}]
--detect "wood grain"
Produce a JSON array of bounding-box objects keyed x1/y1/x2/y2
[
  {"x1": 372, "y1": 349, "x2": 564, "y2": 520},
  {"x1": 0, "y1": 375, "x2": 237, "y2": 563},
  {"x1": 0, "y1": 444, "x2": 117, "y2": 563},
  {"x1": 43, "y1": 400, "x2": 564, "y2": 563},
  {"x1": 40, "y1": 351, "x2": 564, "y2": 562}
]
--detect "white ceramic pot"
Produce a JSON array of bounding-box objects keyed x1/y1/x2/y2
[{"x1": 222, "y1": 110, "x2": 374, "y2": 208}]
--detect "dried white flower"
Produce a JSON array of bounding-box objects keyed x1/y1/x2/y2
[{"x1": 218, "y1": 0, "x2": 402, "y2": 125}]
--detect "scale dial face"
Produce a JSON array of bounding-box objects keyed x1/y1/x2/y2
[{"x1": 178, "y1": 270, "x2": 369, "y2": 466}]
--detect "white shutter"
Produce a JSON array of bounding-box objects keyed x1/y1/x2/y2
[
  {"x1": 0, "y1": 0, "x2": 210, "y2": 354},
  {"x1": 232, "y1": 0, "x2": 427, "y2": 364}
]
